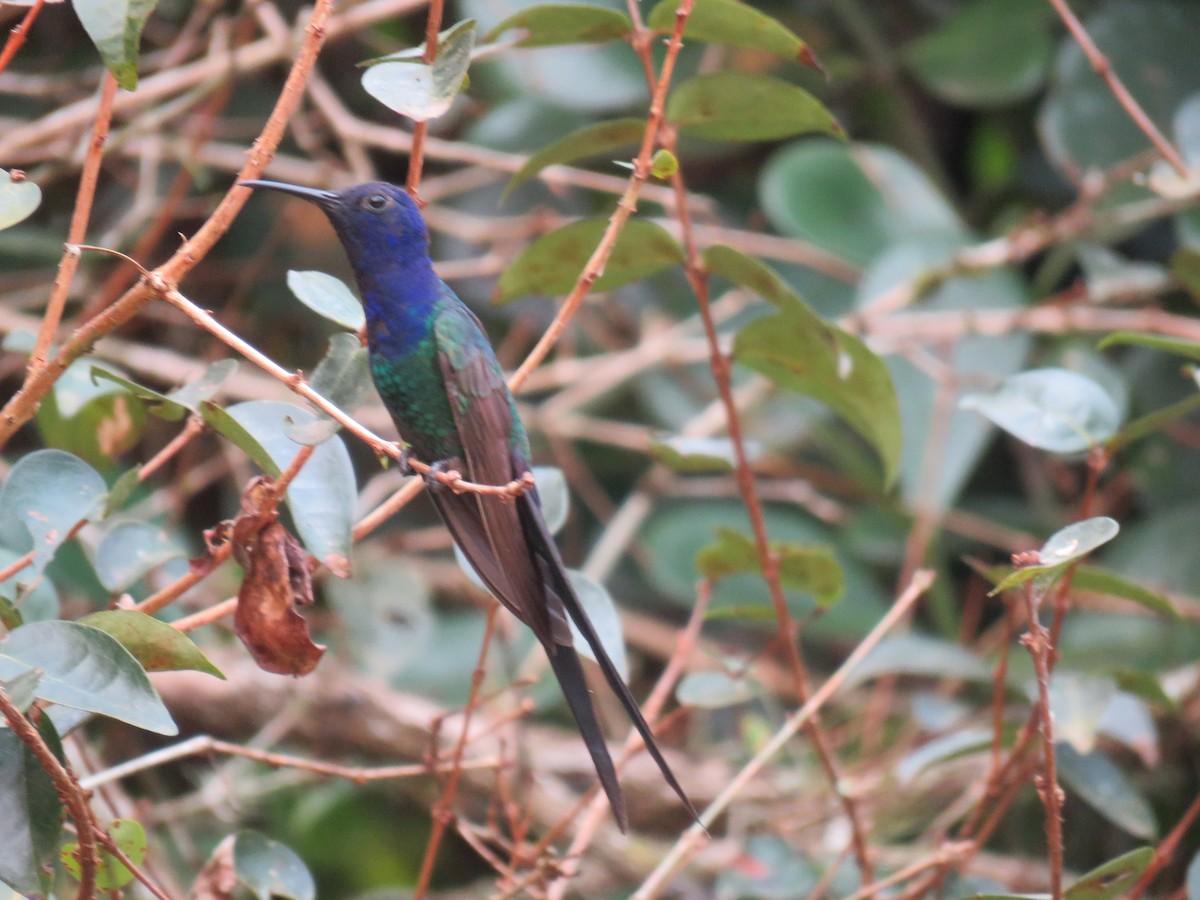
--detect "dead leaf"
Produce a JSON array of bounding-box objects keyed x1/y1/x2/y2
[
  {"x1": 230, "y1": 477, "x2": 325, "y2": 676},
  {"x1": 188, "y1": 835, "x2": 236, "y2": 900}
]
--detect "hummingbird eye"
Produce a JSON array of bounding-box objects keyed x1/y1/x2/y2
[{"x1": 364, "y1": 193, "x2": 389, "y2": 212}]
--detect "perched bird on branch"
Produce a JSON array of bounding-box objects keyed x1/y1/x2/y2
[{"x1": 242, "y1": 179, "x2": 697, "y2": 832}]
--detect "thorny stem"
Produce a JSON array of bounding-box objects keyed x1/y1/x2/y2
[
  {"x1": 405, "y1": 0, "x2": 444, "y2": 200},
  {"x1": 413, "y1": 604, "x2": 499, "y2": 900},
  {"x1": 0, "y1": 0, "x2": 336, "y2": 451},
  {"x1": 1045, "y1": 0, "x2": 1189, "y2": 178},
  {"x1": 0, "y1": 0, "x2": 45, "y2": 76},
  {"x1": 1021, "y1": 581, "x2": 1065, "y2": 900},
  {"x1": 632, "y1": 570, "x2": 934, "y2": 899},
  {"x1": 30, "y1": 72, "x2": 119, "y2": 371},
  {"x1": 0, "y1": 685, "x2": 98, "y2": 900},
  {"x1": 506, "y1": 0, "x2": 694, "y2": 394}
]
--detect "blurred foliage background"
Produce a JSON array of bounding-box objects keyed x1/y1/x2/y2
[{"x1": 4, "y1": 0, "x2": 1200, "y2": 896}]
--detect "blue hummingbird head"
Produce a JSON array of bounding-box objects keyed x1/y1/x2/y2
[{"x1": 240, "y1": 179, "x2": 432, "y2": 275}]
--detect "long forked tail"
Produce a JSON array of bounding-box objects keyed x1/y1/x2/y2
[
  {"x1": 515, "y1": 487, "x2": 702, "y2": 827},
  {"x1": 545, "y1": 642, "x2": 629, "y2": 832}
]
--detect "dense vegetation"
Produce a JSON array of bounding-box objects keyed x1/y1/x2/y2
[{"x1": 3, "y1": 0, "x2": 1200, "y2": 896}]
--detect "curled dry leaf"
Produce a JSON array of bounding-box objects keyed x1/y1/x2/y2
[
  {"x1": 230, "y1": 477, "x2": 325, "y2": 676},
  {"x1": 189, "y1": 835, "x2": 236, "y2": 900}
]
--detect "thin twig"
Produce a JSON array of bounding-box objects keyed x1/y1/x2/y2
[
  {"x1": 0, "y1": 0, "x2": 46, "y2": 76},
  {"x1": 405, "y1": 0, "x2": 444, "y2": 199},
  {"x1": 631, "y1": 569, "x2": 934, "y2": 899},
  {"x1": 0, "y1": 685, "x2": 98, "y2": 899},
  {"x1": 1020, "y1": 579, "x2": 1065, "y2": 900},
  {"x1": 29, "y1": 72, "x2": 119, "y2": 371},
  {"x1": 1045, "y1": 0, "x2": 1188, "y2": 177},
  {"x1": 414, "y1": 604, "x2": 500, "y2": 900}
]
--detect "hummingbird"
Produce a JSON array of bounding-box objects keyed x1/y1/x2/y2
[{"x1": 241, "y1": 179, "x2": 697, "y2": 831}]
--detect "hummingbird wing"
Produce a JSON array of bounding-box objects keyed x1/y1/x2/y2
[{"x1": 431, "y1": 298, "x2": 630, "y2": 829}]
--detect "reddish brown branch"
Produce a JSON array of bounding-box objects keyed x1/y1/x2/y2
[
  {"x1": 405, "y1": 0, "x2": 444, "y2": 200},
  {"x1": 0, "y1": 0, "x2": 45, "y2": 76}
]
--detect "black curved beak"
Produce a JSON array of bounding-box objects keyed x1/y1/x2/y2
[{"x1": 239, "y1": 179, "x2": 338, "y2": 207}]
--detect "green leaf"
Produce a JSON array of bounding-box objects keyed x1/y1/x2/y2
[
  {"x1": 2, "y1": 670, "x2": 43, "y2": 714},
  {"x1": 649, "y1": 148, "x2": 678, "y2": 179},
  {"x1": 0, "y1": 170, "x2": 41, "y2": 231},
  {"x1": 1065, "y1": 846, "x2": 1154, "y2": 900},
  {"x1": 858, "y1": 233, "x2": 1030, "y2": 510},
  {"x1": 493, "y1": 219, "x2": 683, "y2": 304},
  {"x1": 286, "y1": 271, "x2": 364, "y2": 331},
  {"x1": 0, "y1": 717, "x2": 62, "y2": 896},
  {"x1": 1049, "y1": 673, "x2": 1116, "y2": 755},
  {"x1": 760, "y1": 141, "x2": 963, "y2": 267},
  {"x1": 533, "y1": 466, "x2": 569, "y2": 535},
  {"x1": 1107, "y1": 392, "x2": 1200, "y2": 453},
  {"x1": 361, "y1": 20, "x2": 476, "y2": 122},
  {"x1": 0, "y1": 621, "x2": 177, "y2": 735},
  {"x1": 0, "y1": 449, "x2": 107, "y2": 575},
  {"x1": 62, "y1": 818, "x2": 147, "y2": 890},
  {"x1": 1040, "y1": 0, "x2": 1200, "y2": 190},
  {"x1": 38, "y1": 359, "x2": 146, "y2": 468},
  {"x1": 226, "y1": 401, "x2": 356, "y2": 577},
  {"x1": 708, "y1": 249, "x2": 902, "y2": 486},
  {"x1": 1098, "y1": 329, "x2": 1200, "y2": 363},
  {"x1": 696, "y1": 527, "x2": 843, "y2": 607},
  {"x1": 73, "y1": 0, "x2": 159, "y2": 89},
  {"x1": 483, "y1": 4, "x2": 631, "y2": 47},
  {"x1": 105, "y1": 465, "x2": 142, "y2": 516},
  {"x1": 675, "y1": 670, "x2": 756, "y2": 709},
  {"x1": 990, "y1": 517, "x2": 1120, "y2": 595},
  {"x1": 92, "y1": 359, "x2": 237, "y2": 422},
  {"x1": 325, "y1": 561, "x2": 432, "y2": 682},
  {"x1": 0, "y1": 548, "x2": 59, "y2": 623},
  {"x1": 233, "y1": 831, "x2": 316, "y2": 900},
  {"x1": 733, "y1": 307, "x2": 902, "y2": 486},
  {"x1": 960, "y1": 368, "x2": 1121, "y2": 453},
  {"x1": 649, "y1": 436, "x2": 752, "y2": 473},
  {"x1": 647, "y1": 0, "x2": 819, "y2": 66},
  {"x1": 896, "y1": 727, "x2": 995, "y2": 783},
  {"x1": 287, "y1": 333, "x2": 373, "y2": 446},
  {"x1": 667, "y1": 72, "x2": 842, "y2": 142},
  {"x1": 904, "y1": 0, "x2": 1054, "y2": 108},
  {"x1": 200, "y1": 401, "x2": 281, "y2": 477},
  {"x1": 92, "y1": 519, "x2": 185, "y2": 592},
  {"x1": 844, "y1": 634, "x2": 992, "y2": 689},
  {"x1": 78, "y1": 610, "x2": 224, "y2": 678},
  {"x1": 1057, "y1": 744, "x2": 1157, "y2": 840},
  {"x1": 1072, "y1": 566, "x2": 1179, "y2": 619},
  {"x1": 564, "y1": 570, "x2": 627, "y2": 679},
  {"x1": 504, "y1": 118, "x2": 644, "y2": 198}
]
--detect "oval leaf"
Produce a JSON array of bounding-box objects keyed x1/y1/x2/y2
[
  {"x1": 62, "y1": 818, "x2": 146, "y2": 890},
  {"x1": 960, "y1": 367, "x2": 1121, "y2": 453},
  {"x1": 38, "y1": 359, "x2": 146, "y2": 468},
  {"x1": 74, "y1": 0, "x2": 160, "y2": 89},
  {"x1": 565, "y1": 569, "x2": 627, "y2": 679},
  {"x1": 505, "y1": 118, "x2": 644, "y2": 197},
  {"x1": 647, "y1": 0, "x2": 819, "y2": 66},
  {"x1": 675, "y1": 670, "x2": 756, "y2": 709},
  {"x1": 92, "y1": 520, "x2": 186, "y2": 593},
  {"x1": 286, "y1": 271, "x2": 364, "y2": 331},
  {"x1": 1098, "y1": 329, "x2": 1200, "y2": 363},
  {"x1": 483, "y1": 4, "x2": 631, "y2": 47},
  {"x1": 845, "y1": 634, "x2": 992, "y2": 689},
  {"x1": 1065, "y1": 846, "x2": 1154, "y2": 900},
  {"x1": 226, "y1": 401, "x2": 356, "y2": 576},
  {"x1": 0, "y1": 450, "x2": 107, "y2": 575},
  {"x1": 78, "y1": 610, "x2": 224, "y2": 678},
  {"x1": 733, "y1": 308, "x2": 902, "y2": 486},
  {"x1": 696, "y1": 527, "x2": 843, "y2": 607},
  {"x1": 990, "y1": 516, "x2": 1120, "y2": 595},
  {"x1": 494, "y1": 219, "x2": 683, "y2": 304},
  {"x1": 0, "y1": 718, "x2": 62, "y2": 896},
  {"x1": 0, "y1": 170, "x2": 41, "y2": 231},
  {"x1": 667, "y1": 72, "x2": 842, "y2": 142},
  {"x1": 649, "y1": 435, "x2": 754, "y2": 473},
  {"x1": 362, "y1": 20, "x2": 476, "y2": 122},
  {"x1": 1057, "y1": 743, "x2": 1158, "y2": 840},
  {"x1": 533, "y1": 466, "x2": 569, "y2": 535},
  {"x1": 904, "y1": 0, "x2": 1054, "y2": 108},
  {"x1": 233, "y1": 831, "x2": 316, "y2": 900},
  {"x1": 0, "y1": 621, "x2": 177, "y2": 734}
]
